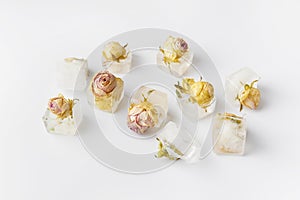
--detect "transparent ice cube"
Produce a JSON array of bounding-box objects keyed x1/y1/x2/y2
[
  {"x1": 56, "y1": 58, "x2": 89, "y2": 91},
  {"x1": 156, "y1": 121, "x2": 202, "y2": 163},
  {"x1": 180, "y1": 96, "x2": 216, "y2": 120},
  {"x1": 102, "y1": 52, "x2": 132, "y2": 74},
  {"x1": 212, "y1": 113, "x2": 247, "y2": 155},
  {"x1": 157, "y1": 51, "x2": 193, "y2": 77},
  {"x1": 225, "y1": 67, "x2": 260, "y2": 108},
  {"x1": 42, "y1": 101, "x2": 82, "y2": 136}
]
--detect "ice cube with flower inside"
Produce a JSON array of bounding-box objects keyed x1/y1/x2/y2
[
  {"x1": 127, "y1": 86, "x2": 168, "y2": 134},
  {"x1": 212, "y1": 113, "x2": 247, "y2": 155},
  {"x1": 155, "y1": 121, "x2": 203, "y2": 163},
  {"x1": 157, "y1": 36, "x2": 193, "y2": 77},
  {"x1": 42, "y1": 94, "x2": 82, "y2": 135},
  {"x1": 90, "y1": 71, "x2": 124, "y2": 113},
  {"x1": 102, "y1": 41, "x2": 132, "y2": 74},
  {"x1": 175, "y1": 77, "x2": 216, "y2": 119},
  {"x1": 225, "y1": 67, "x2": 261, "y2": 111}
]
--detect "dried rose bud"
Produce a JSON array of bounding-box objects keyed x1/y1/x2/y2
[
  {"x1": 102, "y1": 41, "x2": 127, "y2": 62},
  {"x1": 173, "y1": 38, "x2": 188, "y2": 57},
  {"x1": 238, "y1": 80, "x2": 261, "y2": 111},
  {"x1": 91, "y1": 71, "x2": 117, "y2": 97},
  {"x1": 160, "y1": 36, "x2": 189, "y2": 64},
  {"x1": 190, "y1": 81, "x2": 214, "y2": 108},
  {"x1": 48, "y1": 94, "x2": 74, "y2": 119},
  {"x1": 127, "y1": 101, "x2": 157, "y2": 134},
  {"x1": 176, "y1": 78, "x2": 214, "y2": 109}
]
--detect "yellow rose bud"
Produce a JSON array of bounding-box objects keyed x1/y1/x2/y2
[
  {"x1": 238, "y1": 80, "x2": 261, "y2": 111},
  {"x1": 175, "y1": 78, "x2": 215, "y2": 110},
  {"x1": 190, "y1": 81, "x2": 214, "y2": 108},
  {"x1": 102, "y1": 41, "x2": 127, "y2": 62}
]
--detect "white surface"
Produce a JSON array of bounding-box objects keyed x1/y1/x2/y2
[{"x1": 0, "y1": 0, "x2": 299, "y2": 199}]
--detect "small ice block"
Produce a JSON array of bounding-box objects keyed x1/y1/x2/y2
[
  {"x1": 56, "y1": 58, "x2": 88, "y2": 91},
  {"x1": 213, "y1": 113, "x2": 247, "y2": 155},
  {"x1": 225, "y1": 67, "x2": 260, "y2": 108},
  {"x1": 157, "y1": 51, "x2": 193, "y2": 77},
  {"x1": 103, "y1": 52, "x2": 132, "y2": 74},
  {"x1": 156, "y1": 121, "x2": 202, "y2": 163},
  {"x1": 42, "y1": 101, "x2": 82, "y2": 136}
]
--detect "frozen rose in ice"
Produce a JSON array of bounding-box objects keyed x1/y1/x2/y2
[
  {"x1": 189, "y1": 81, "x2": 214, "y2": 108},
  {"x1": 173, "y1": 38, "x2": 189, "y2": 57},
  {"x1": 160, "y1": 36, "x2": 189, "y2": 64},
  {"x1": 238, "y1": 80, "x2": 261, "y2": 111},
  {"x1": 91, "y1": 71, "x2": 117, "y2": 97},
  {"x1": 48, "y1": 94, "x2": 74, "y2": 119},
  {"x1": 127, "y1": 101, "x2": 158, "y2": 134},
  {"x1": 175, "y1": 78, "x2": 214, "y2": 110},
  {"x1": 102, "y1": 41, "x2": 128, "y2": 62},
  {"x1": 160, "y1": 36, "x2": 177, "y2": 64}
]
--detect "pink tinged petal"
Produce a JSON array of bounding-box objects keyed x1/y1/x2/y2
[
  {"x1": 137, "y1": 111, "x2": 152, "y2": 126},
  {"x1": 92, "y1": 71, "x2": 117, "y2": 96},
  {"x1": 48, "y1": 101, "x2": 61, "y2": 114}
]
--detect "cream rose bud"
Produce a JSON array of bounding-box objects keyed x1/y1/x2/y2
[
  {"x1": 127, "y1": 86, "x2": 171, "y2": 134},
  {"x1": 225, "y1": 68, "x2": 261, "y2": 111},
  {"x1": 102, "y1": 41, "x2": 127, "y2": 62},
  {"x1": 238, "y1": 81, "x2": 261, "y2": 111},
  {"x1": 157, "y1": 36, "x2": 193, "y2": 77},
  {"x1": 161, "y1": 36, "x2": 177, "y2": 61},
  {"x1": 127, "y1": 103, "x2": 156, "y2": 134},
  {"x1": 173, "y1": 38, "x2": 189, "y2": 57},
  {"x1": 102, "y1": 41, "x2": 132, "y2": 74}
]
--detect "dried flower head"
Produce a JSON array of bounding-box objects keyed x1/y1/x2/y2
[
  {"x1": 237, "y1": 80, "x2": 261, "y2": 111},
  {"x1": 159, "y1": 36, "x2": 189, "y2": 64},
  {"x1": 91, "y1": 71, "x2": 117, "y2": 97},
  {"x1": 127, "y1": 91, "x2": 158, "y2": 134},
  {"x1": 173, "y1": 38, "x2": 188, "y2": 57},
  {"x1": 102, "y1": 41, "x2": 128, "y2": 62},
  {"x1": 175, "y1": 78, "x2": 214, "y2": 110},
  {"x1": 48, "y1": 94, "x2": 74, "y2": 119}
]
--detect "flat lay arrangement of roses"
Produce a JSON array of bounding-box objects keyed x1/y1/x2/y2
[{"x1": 43, "y1": 34, "x2": 261, "y2": 162}]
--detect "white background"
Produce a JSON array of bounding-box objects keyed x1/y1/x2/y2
[{"x1": 1, "y1": 0, "x2": 300, "y2": 199}]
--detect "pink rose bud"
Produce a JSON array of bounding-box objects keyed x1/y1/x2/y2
[
  {"x1": 127, "y1": 103, "x2": 156, "y2": 134},
  {"x1": 48, "y1": 94, "x2": 73, "y2": 119},
  {"x1": 174, "y1": 38, "x2": 188, "y2": 54},
  {"x1": 92, "y1": 71, "x2": 117, "y2": 96}
]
